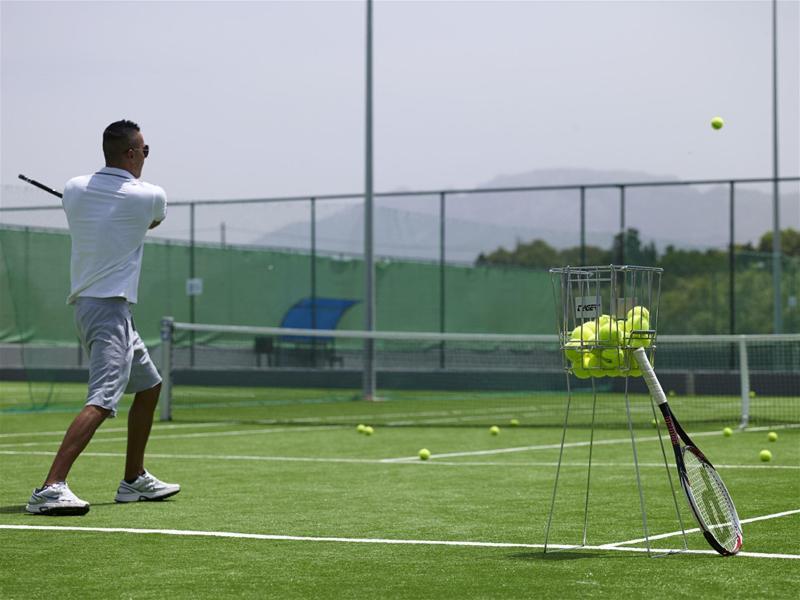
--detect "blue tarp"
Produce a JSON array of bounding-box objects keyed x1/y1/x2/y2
[{"x1": 280, "y1": 297, "x2": 358, "y2": 342}]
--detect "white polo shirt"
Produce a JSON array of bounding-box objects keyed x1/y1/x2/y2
[{"x1": 62, "y1": 167, "x2": 167, "y2": 304}]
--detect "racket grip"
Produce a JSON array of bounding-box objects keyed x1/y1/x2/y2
[{"x1": 633, "y1": 347, "x2": 668, "y2": 406}]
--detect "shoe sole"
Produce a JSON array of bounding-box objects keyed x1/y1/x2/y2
[
  {"x1": 26, "y1": 505, "x2": 90, "y2": 516},
  {"x1": 115, "y1": 489, "x2": 180, "y2": 503}
]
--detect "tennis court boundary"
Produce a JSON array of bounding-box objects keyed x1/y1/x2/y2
[{"x1": 1, "y1": 524, "x2": 797, "y2": 560}]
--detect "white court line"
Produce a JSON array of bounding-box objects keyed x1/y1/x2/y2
[
  {"x1": 602, "y1": 508, "x2": 800, "y2": 548},
  {"x1": 0, "y1": 422, "x2": 229, "y2": 439},
  {"x1": 0, "y1": 524, "x2": 797, "y2": 559},
  {"x1": 0, "y1": 425, "x2": 343, "y2": 448},
  {"x1": 381, "y1": 425, "x2": 800, "y2": 462},
  {"x1": 2, "y1": 449, "x2": 797, "y2": 471}
]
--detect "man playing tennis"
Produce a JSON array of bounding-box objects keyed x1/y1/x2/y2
[{"x1": 26, "y1": 120, "x2": 180, "y2": 515}]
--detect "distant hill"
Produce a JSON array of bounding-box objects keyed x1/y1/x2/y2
[{"x1": 255, "y1": 168, "x2": 799, "y2": 262}]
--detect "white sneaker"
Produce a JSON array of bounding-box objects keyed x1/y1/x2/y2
[
  {"x1": 26, "y1": 482, "x2": 90, "y2": 516},
  {"x1": 115, "y1": 470, "x2": 181, "y2": 503}
]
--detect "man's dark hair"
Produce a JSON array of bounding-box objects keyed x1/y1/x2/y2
[{"x1": 103, "y1": 119, "x2": 141, "y2": 161}]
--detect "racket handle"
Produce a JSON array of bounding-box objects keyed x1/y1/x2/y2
[{"x1": 633, "y1": 347, "x2": 668, "y2": 406}]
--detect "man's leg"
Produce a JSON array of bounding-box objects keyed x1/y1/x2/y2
[
  {"x1": 44, "y1": 405, "x2": 110, "y2": 486},
  {"x1": 124, "y1": 382, "x2": 161, "y2": 481}
]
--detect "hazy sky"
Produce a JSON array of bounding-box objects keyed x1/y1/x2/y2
[{"x1": 1, "y1": 0, "x2": 799, "y2": 205}]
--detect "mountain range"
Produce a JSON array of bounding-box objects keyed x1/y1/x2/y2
[{"x1": 255, "y1": 168, "x2": 799, "y2": 263}]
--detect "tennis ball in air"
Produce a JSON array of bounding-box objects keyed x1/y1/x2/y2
[
  {"x1": 723, "y1": 427, "x2": 733, "y2": 437},
  {"x1": 419, "y1": 448, "x2": 431, "y2": 460},
  {"x1": 711, "y1": 116, "x2": 724, "y2": 130},
  {"x1": 510, "y1": 418, "x2": 520, "y2": 427},
  {"x1": 490, "y1": 425, "x2": 500, "y2": 436},
  {"x1": 651, "y1": 418, "x2": 658, "y2": 428},
  {"x1": 364, "y1": 426, "x2": 374, "y2": 436},
  {"x1": 357, "y1": 424, "x2": 366, "y2": 433},
  {"x1": 768, "y1": 431, "x2": 778, "y2": 442},
  {"x1": 749, "y1": 390, "x2": 756, "y2": 399},
  {"x1": 759, "y1": 449, "x2": 772, "y2": 462}
]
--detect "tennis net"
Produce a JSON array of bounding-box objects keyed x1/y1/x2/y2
[{"x1": 159, "y1": 320, "x2": 799, "y2": 428}]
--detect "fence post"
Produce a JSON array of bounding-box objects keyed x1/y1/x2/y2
[
  {"x1": 738, "y1": 336, "x2": 750, "y2": 429},
  {"x1": 160, "y1": 316, "x2": 174, "y2": 421}
]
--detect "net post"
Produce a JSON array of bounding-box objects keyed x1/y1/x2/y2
[
  {"x1": 160, "y1": 316, "x2": 174, "y2": 421},
  {"x1": 738, "y1": 336, "x2": 750, "y2": 429}
]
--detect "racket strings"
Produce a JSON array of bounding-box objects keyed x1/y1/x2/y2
[{"x1": 683, "y1": 450, "x2": 742, "y2": 552}]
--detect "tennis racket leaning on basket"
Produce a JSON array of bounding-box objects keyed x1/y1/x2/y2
[{"x1": 632, "y1": 347, "x2": 743, "y2": 556}]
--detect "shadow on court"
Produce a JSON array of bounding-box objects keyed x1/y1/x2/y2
[{"x1": 0, "y1": 501, "x2": 132, "y2": 514}]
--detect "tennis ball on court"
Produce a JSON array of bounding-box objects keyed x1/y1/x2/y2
[
  {"x1": 723, "y1": 427, "x2": 733, "y2": 437},
  {"x1": 357, "y1": 424, "x2": 366, "y2": 433},
  {"x1": 510, "y1": 418, "x2": 520, "y2": 427},
  {"x1": 419, "y1": 448, "x2": 431, "y2": 460},
  {"x1": 759, "y1": 449, "x2": 772, "y2": 462},
  {"x1": 490, "y1": 425, "x2": 500, "y2": 436},
  {"x1": 668, "y1": 390, "x2": 676, "y2": 397},
  {"x1": 364, "y1": 426, "x2": 374, "y2": 436},
  {"x1": 711, "y1": 116, "x2": 724, "y2": 130},
  {"x1": 749, "y1": 390, "x2": 756, "y2": 399},
  {"x1": 768, "y1": 431, "x2": 778, "y2": 442}
]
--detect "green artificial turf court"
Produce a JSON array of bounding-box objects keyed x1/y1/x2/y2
[{"x1": 1, "y1": 383, "x2": 798, "y2": 599}]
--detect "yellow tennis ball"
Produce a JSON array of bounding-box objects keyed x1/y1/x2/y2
[
  {"x1": 723, "y1": 427, "x2": 733, "y2": 437},
  {"x1": 418, "y1": 448, "x2": 431, "y2": 460},
  {"x1": 357, "y1": 424, "x2": 366, "y2": 433},
  {"x1": 509, "y1": 418, "x2": 520, "y2": 427},
  {"x1": 489, "y1": 425, "x2": 500, "y2": 436},
  {"x1": 572, "y1": 366, "x2": 591, "y2": 379},
  {"x1": 583, "y1": 351, "x2": 602, "y2": 370},
  {"x1": 768, "y1": 431, "x2": 778, "y2": 442},
  {"x1": 601, "y1": 348, "x2": 625, "y2": 368},
  {"x1": 364, "y1": 426, "x2": 374, "y2": 436},
  {"x1": 759, "y1": 449, "x2": 772, "y2": 462},
  {"x1": 711, "y1": 116, "x2": 724, "y2": 130},
  {"x1": 626, "y1": 306, "x2": 650, "y2": 321}
]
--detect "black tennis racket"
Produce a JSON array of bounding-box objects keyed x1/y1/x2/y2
[
  {"x1": 633, "y1": 347, "x2": 743, "y2": 556},
  {"x1": 18, "y1": 174, "x2": 63, "y2": 198}
]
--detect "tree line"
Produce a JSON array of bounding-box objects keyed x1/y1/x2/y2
[{"x1": 476, "y1": 228, "x2": 800, "y2": 334}]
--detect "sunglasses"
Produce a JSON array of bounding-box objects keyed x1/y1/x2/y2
[{"x1": 129, "y1": 145, "x2": 150, "y2": 158}]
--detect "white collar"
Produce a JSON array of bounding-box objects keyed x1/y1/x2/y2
[{"x1": 97, "y1": 166, "x2": 136, "y2": 180}]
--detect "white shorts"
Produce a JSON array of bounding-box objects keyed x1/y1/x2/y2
[{"x1": 74, "y1": 297, "x2": 161, "y2": 418}]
